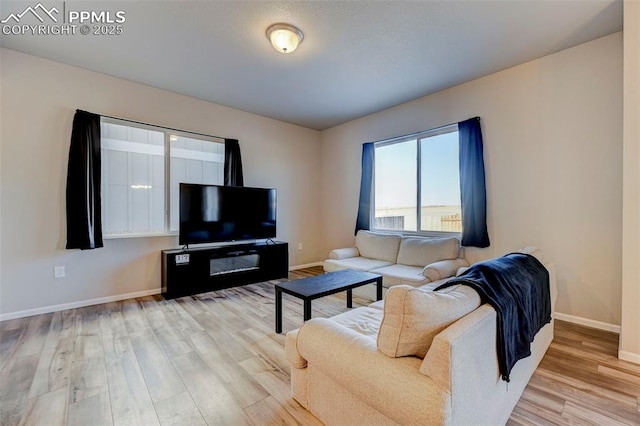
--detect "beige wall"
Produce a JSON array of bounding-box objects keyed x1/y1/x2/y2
[
  {"x1": 620, "y1": 2, "x2": 640, "y2": 363},
  {"x1": 0, "y1": 31, "x2": 631, "y2": 335},
  {"x1": 321, "y1": 33, "x2": 623, "y2": 326},
  {"x1": 0, "y1": 48, "x2": 322, "y2": 317}
]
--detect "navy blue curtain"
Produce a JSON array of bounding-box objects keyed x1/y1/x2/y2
[
  {"x1": 459, "y1": 117, "x2": 490, "y2": 247},
  {"x1": 224, "y1": 138, "x2": 244, "y2": 186},
  {"x1": 66, "y1": 110, "x2": 103, "y2": 250},
  {"x1": 355, "y1": 142, "x2": 374, "y2": 234}
]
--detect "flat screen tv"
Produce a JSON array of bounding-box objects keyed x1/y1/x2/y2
[{"x1": 179, "y1": 184, "x2": 277, "y2": 245}]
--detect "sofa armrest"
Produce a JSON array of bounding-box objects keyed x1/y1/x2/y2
[
  {"x1": 420, "y1": 304, "x2": 497, "y2": 393},
  {"x1": 285, "y1": 329, "x2": 307, "y2": 369},
  {"x1": 328, "y1": 247, "x2": 360, "y2": 260},
  {"x1": 297, "y1": 318, "x2": 448, "y2": 425},
  {"x1": 422, "y1": 258, "x2": 470, "y2": 281},
  {"x1": 421, "y1": 263, "x2": 557, "y2": 390}
]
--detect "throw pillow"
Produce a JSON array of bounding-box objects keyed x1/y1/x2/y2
[{"x1": 377, "y1": 284, "x2": 481, "y2": 358}]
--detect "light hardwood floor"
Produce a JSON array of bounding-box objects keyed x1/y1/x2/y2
[{"x1": 1, "y1": 267, "x2": 638, "y2": 425}]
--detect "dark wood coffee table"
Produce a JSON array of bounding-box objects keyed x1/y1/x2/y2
[{"x1": 275, "y1": 269, "x2": 383, "y2": 333}]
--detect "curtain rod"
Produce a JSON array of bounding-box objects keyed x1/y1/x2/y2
[
  {"x1": 84, "y1": 110, "x2": 229, "y2": 141},
  {"x1": 368, "y1": 116, "x2": 479, "y2": 145}
]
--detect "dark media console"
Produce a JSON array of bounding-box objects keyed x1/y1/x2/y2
[{"x1": 161, "y1": 241, "x2": 288, "y2": 299}]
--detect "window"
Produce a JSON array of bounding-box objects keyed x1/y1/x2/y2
[
  {"x1": 100, "y1": 119, "x2": 224, "y2": 237},
  {"x1": 373, "y1": 125, "x2": 461, "y2": 235}
]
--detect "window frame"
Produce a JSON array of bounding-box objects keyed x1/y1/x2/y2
[
  {"x1": 371, "y1": 124, "x2": 461, "y2": 238},
  {"x1": 100, "y1": 117, "x2": 225, "y2": 239}
]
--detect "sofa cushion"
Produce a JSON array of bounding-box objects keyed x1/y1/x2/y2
[
  {"x1": 396, "y1": 237, "x2": 460, "y2": 267},
  {"x1": 323, "y1": 257, "x2": 393, "y2": 273},
  {"x1": 456, "y1": 266, "x2": 469, "y2": 276},
  {"x1": 370, "y1": 264, "x2": 429, "y2": 285},
  {"x1": 355, "y1": 231, "x2": 402, "y2": 263},
  {"x1": 329, "y1": 307, "x2": 383, "y2": 339},
  {"x1": 368, "y1": 299, "x2": 385, "y2": 310},
  {"x1": 377, "y1": 284, "x2": 481, "y2": 359}
]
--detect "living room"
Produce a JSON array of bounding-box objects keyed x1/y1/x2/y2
[{"x1": 1, "y1": 0, "x2": 639, "y2": 425}]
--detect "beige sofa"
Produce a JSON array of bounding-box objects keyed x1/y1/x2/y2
[
  {"x1": 323, "y1": 231, "x2": 469, "y2": 288},
  {"x1": 286, "y1": 248, "x2": 557, "y2": 425}
]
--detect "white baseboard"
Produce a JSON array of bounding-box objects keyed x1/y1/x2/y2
[
  {"x1": 7, "y1": 280, "x2": 621, "y2": 336},
  {"x1": 0, "y1": 265, "x2": 323, "y2": 321},
  {"x1": 618, "y1": 350, "x2": 640, "y2": 365},
  {"x1": 553, "y1": 312, "x2": 621, "y2": 334},
  {"x1": 0, "y1": 289, "x2": 161, "y2": 322},
  {"x1": 289, "y1": 262, "x2": 323, "y2": 271}
]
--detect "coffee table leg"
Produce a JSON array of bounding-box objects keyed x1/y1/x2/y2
[
  {"x1": 303, "y1": 299, "x2": 312, "y2": 321},
  {"x1": 376, "y1": 278, "x2": 383, "y2": 301},
  {"x1": 275, "y1": 288, "x2": 282, "y2": 333},
  {"x1": 347, "y1": 289, "x2": 353, "y2": 308}
]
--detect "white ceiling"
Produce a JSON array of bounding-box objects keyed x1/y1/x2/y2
[{"x1": 0, "y1": 1, "x2": 622, "y2": 130}]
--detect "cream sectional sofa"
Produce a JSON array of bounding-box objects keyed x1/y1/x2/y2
[
  {"x1": 287, "y1": 248, "x2": 557, "y2": 425},
  {"x1": 323, "y1": 231, "x2": 469, "y2": 289}
]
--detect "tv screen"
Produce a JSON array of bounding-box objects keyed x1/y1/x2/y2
[{"x1": 179, "y1": 184, "x2": 276, "y2": 245}]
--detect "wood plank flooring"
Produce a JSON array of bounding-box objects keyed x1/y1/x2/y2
[{"x1": 1, "y1": 266, "x2": 638, "y2": 425}]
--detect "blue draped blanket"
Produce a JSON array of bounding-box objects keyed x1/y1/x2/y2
[{"x1": 435, "y1": 253, "x2": 551, "y2": 382}]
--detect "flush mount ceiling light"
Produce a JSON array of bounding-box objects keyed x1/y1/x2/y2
[{"x1": 266, "y1": 23, "x2": 304, "y2": 54}]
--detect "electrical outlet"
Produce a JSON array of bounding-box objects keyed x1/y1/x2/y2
[
  {"x1": 175, "y1": 254, "x2": 190, "y2": 265},
  {"x1": 298, "y1": 243, "x2": 303, "y2": 250},
  {"x1": 54, "y1": 266, "x2": 65, "y2": 278}
]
